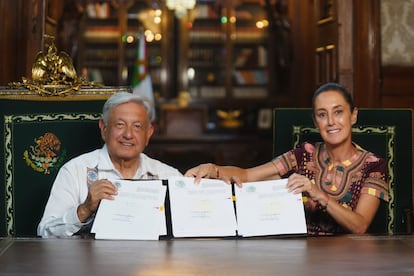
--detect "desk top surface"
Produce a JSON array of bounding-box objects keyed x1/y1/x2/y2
[{"x1": 1, "y1": 235, "x2": 414, "y2": 275}]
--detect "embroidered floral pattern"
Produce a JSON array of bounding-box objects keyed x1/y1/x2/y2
[{"x1": 273, "y1": 142, "x2": 388, "y2": 235}]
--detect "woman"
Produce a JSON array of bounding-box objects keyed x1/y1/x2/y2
[{"x1": 185, "y1": 82, "x2": 389, "y2": 235}]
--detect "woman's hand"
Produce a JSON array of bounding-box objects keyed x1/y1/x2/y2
[
  {"x1": 184, "y1": 163, "x2": 245, "y2": 187},
  {"x1": 286, "y1": 173, "x2": 329, "y2": 206},
  {"x1": 184, "y1": 163, "x2": 218, "y2": 184}
]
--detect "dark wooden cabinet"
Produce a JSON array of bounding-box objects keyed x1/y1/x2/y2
[
  {"x1": 145, "y1": 134, "x2": 273, "y2": 174},
  {"x1": 182, "y1": 1, "x2": 273, "y2": 106},
  {"x1": 148, "y1": 103, "x2": 273, "y2": 173}
]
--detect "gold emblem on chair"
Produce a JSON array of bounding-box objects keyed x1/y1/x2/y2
[
  {"x1": 31, "y1": 43, "x2": 77, "y2": 84},
  {"x1": 9, "y1": 35, "x2": 102, "y2": 96},
  {"x1": 23, "y1": 132, "x2": 66, "y2": 174}
]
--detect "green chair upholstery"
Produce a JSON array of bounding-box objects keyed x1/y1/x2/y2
[
  {"x1": 273, "y1": 108, "x2": 413, "y2": 234},
  {"x1": 0, "y1": 89, "x2": 122, "y2": 237}
]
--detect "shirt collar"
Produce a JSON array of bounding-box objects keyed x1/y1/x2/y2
[
  {"x1": 136, "y1": 153, "x2": 159, "y2": 179},
  {"x1": 96, "y1": 145, "x2": 159, "y2": 179}
]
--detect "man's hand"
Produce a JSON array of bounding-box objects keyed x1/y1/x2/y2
[{"x1": 77, "y1": 179, "x2": 118, "y2": 222}]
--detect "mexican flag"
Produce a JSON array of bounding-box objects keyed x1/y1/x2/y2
[{"x1": 132, "y1": 34, "x2": 155, "y2": 118}]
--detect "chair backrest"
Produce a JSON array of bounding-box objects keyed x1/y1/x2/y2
[
  {"x1": 0, "y1": 90, "x2": 120, "y2": 237},
  {"x1": 273, "y1": 108, "x2": 413, "y2": 234}
]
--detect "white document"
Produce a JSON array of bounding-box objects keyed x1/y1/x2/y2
[
  {"x1": 235, "y1": 179, "x2": 307, "y2": 237},
  {"x1": 91, "y1": 179, "x2": 166, "y2": 240},
  {"x1": 168, "y1": 176, "x2": 237, "y2": 237}
]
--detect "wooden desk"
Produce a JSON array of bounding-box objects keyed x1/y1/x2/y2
[{"x1": 1, "y1": 235, "x2": 414, "y2": 275}]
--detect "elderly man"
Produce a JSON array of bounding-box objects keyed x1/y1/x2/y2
[{"x1": 38, "y1": 92, "x2": 182, "y2": 238}]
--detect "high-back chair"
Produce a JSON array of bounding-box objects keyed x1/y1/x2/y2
[
  {"x1": 0, "y1": 90, "x2": 121, "y2": 237},
  {"x1": 273, "y1": 108, "x2": 413, "y2": 234}
]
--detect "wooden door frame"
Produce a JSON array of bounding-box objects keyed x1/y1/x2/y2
[
  {"x1": 318, "y1": 0, "x2": 381, "y2": 108},
  {"x1": 289, "y1": 0, "x2": 381, "y2": 108},
  {"x1": 353, "y1": 0, "x2": 381, "y2": 108},
  {"x1": 337, "y1": 0, "x2": 354, "y2": 96}
]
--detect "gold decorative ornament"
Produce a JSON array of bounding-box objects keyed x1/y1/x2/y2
[
  {"x1": 217, "y1": 109, "x2": 243, "y2": 128},
  {"x1": 9, "y1": 35, "x2": 102, "y2": 96}
]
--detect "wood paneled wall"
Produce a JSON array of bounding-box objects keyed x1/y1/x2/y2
[
  {"x1": 353, "y1": 0, "x2": 382, "y2": 108},
  {"x1": 0, "y1": 0, "x2": 21, "y2": 85},
  {"x1": 0, "y1": 0, "x2": 44, "y2": 86},
  {"x1": 382, "y1": 66, "x2": 414, "y2": 108},
  {"x1": 287, "y1": 0, "x2": 315, "y2": 107}
]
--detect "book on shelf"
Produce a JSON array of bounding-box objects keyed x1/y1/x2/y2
[
  {"x1": 83, "y1": 49, "x2": 118, "y2": 60},
  {"x1": 195, "y1": 4, "x2": 220, "y2": 19},
  {"x1": 199, "y1": 86, "x2": 226, "y2": 98},
  {"x1": 233, "y1": 87, "x2": 268, "y2": 98},
  {"x1": 234, "y1": 48, "x2": 254, "y2": 67},
  {"x1": 233, "y1": 70, "x2": 267, "y2": 85},
  {"x1": 83, "y1": 26, "x2": 120, "y2": 42},
  {"x1": 257, "y1": 45, "x2": 267, "y2": 67},
  {"x1": 234, "y1": 28, "x2": 267, "y2": 42},
  {"x1": 189, "y1": 29, "x2": 223, "y2": 42}
]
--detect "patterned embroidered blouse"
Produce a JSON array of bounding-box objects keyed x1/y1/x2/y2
[{"x1": 272, "y1": 142, "x2": 389, "y2": 235}]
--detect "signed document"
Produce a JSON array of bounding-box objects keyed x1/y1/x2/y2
[
  {"x1": 168, "y1": 176, "x2": 237, "y2": 237},
  {"x1": 235, "y1": 179, "x2": 307, "y2": 237},
  {"x1": 91, "y1": 179, "x2": 166, "y2": 240}
]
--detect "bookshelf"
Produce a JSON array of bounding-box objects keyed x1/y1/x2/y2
[
  {"x1": 77, "y1": 1, "x2": 122, "y2": 85},
  {"x1": 76, "y1": 0, "x2": 274, "y2": 133},
  {"x1": 77, "y1": 0, "x2": 170, "y2": 94},
  {"x1": 178, "y1": 0, "x2": 274, "y2": 134},
  {"x1": 185, "y1": 0, "x2": 271, "y2": 104}
]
